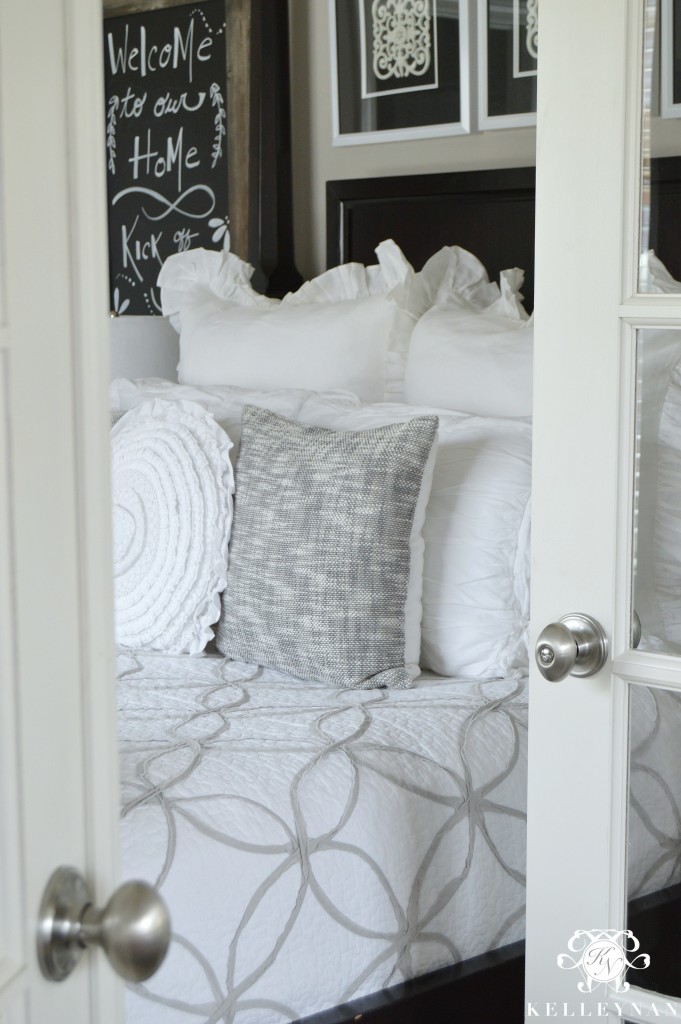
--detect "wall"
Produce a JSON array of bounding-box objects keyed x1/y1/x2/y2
[
  {"x1": 109, "y1": 316, "x2": 179, "y2": 381},
  {"x1": 288, "y1": 0, "x2": 537, "y2": 280},
  {"x1": 288, "y1": 2, "x2": 681, "y2": 282}
]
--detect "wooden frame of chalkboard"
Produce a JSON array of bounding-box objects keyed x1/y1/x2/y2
[{"x1": 103, "y1": 0, "x2": 254, "y2": 313}]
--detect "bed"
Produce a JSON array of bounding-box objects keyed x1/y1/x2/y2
[{"x1": 110, "y1": 163, "x2": 681, "y2": 1024}]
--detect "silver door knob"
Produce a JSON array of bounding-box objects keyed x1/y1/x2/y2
[
  {"x1": 535, "y1": 613, "x2": 608, "y2": 682},
  {"x1": 37, "y1": 866, "x2": 170, "y2": 983}
]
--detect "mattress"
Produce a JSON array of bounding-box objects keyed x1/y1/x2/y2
[{"x1": 118, "y1": 649, "x2": 528, "y2": 1023}]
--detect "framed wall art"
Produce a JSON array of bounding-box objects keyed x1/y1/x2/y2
[
  {"x1": 478, "y1": 0, "x2": 537, "y2": 130},
  {"x1": 330, "y1": 0, "x2": 472, "y2": 145}
]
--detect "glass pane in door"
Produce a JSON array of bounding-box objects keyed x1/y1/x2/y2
[
  {"x1": 627, "y1": 682, "x2": 681, "y2": 997},
  {"x1": 632, "y1": 328, "x2": 681, "y2": 654},
  {"x1": 640, "y1": 0, "x2": 681, "y2": 292}
]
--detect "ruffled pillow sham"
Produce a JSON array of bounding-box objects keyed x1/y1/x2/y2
[
  {"x1": 111, "y1": 399, "x2": 234, "y2": 654},
  {"x1": 158, "y1": 241, "x2": 423, "y2": 402},
  {"x1": 405, "y1": 256, "x2": 533, "y2": 417},
  {"x1": 405, "y1": 300, "x2": 532, "y2": 417},
  {"x1": 157, "y1": 240, "x2": 531, "y2": 411}
]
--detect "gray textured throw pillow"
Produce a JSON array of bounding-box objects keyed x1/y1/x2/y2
[{"x1": 215, "y1": 405, "x2": 439, "y2": 689}]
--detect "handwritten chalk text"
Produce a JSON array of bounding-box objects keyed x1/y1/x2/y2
[{"x1": 106, "y1": 20, "x2": 212, "y2": 83}]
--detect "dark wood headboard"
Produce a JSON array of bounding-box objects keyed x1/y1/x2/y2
[
  {"x1": 327, "y1": 167, "x2": 537, "y2": 310},
  {"x1": 326, "y1": 157, "x2": 681, "y2": 314}
]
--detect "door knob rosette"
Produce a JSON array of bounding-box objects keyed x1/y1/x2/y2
[{"x1": 37, "y1": 865, "x2": 170, "y2": 983}]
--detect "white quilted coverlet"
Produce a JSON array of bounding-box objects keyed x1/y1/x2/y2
[{"x1": 118, "y1": 651, "x2": 528, "y2": 1023}]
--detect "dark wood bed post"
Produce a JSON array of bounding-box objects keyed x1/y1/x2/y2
[{"x1": 248, "y1": 0, "x2": 304, "y2": 296}]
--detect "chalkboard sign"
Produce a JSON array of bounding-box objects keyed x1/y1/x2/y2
[{"x1": 103, "y1": 0, "x2": 229, "y2": 315}]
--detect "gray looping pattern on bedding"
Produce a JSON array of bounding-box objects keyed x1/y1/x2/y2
[
  {"x1": 118, "y1": 654, "x2": 678, "y2": 1024},
  {"x1": 118, "y1": 651, "x2": 528, "y2": 1023}
]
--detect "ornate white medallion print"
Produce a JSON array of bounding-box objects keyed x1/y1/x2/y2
[
  {"x1": 513, "y1": 0, "x2": 538, "y2": 79},
  {"x1": 371, "y1": 0, "x2": 432, "y2": 81},
  {"x1": 525, "y1": 0, "x2": 538, "y2": 59}
]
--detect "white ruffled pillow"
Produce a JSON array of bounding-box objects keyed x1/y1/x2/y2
[
  {"x1": 297, "y1": 391, "x2": 532, "y2": 679},
  {"x1": 158, "y1": 241, "x2": 423, "y2": 402},
  {"x1": 405, "y1": 255, "x2": 533, "y2": 417},
  {"x1": 111, "y1": 399, "x2": 234, "y2": 654}
]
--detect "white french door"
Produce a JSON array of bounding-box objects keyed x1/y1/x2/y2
[
  {"x1": 1, "y1": 1, "x2": 676, "y2": 1022},
  {"x1": 526, "y1": 0, "x2": 681, "y2": 1020},
  {"x1": 0, "y1": 0, "x2": 122, "y2": 1021}
]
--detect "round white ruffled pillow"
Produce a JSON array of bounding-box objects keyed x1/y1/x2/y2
[{"x1": 111, "y1": 399, "x2": 234, "y2": 654}]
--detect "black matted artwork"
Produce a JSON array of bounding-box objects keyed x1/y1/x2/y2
[
  {"x1": 332, "y1": 0, "x2": 467, "y2": 141},
  {"x1": 671, "y1": 0, "x2": 681, "y2": 107},
  {"x1": 103, "y1": 0, "x2": 229, "y2": 315},
  {"x1": 483, "y1": 0, "x2": 537, "y2": 125}
]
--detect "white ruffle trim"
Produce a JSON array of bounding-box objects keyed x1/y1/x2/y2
[
  {"x1": 416, "y1": 245, "x2": 500, "y2": 310},
  {"x1": 159, "y1": 248, "x2": 276, "y2": 331},
  {"x1": 281, "y1": 261, "x2": 373, "y2": 303},
  {"x1": 281, "y1": 238, "x2": 417, "y2": 305},
  {"x1": 156, "y1": 240, "x2": 529, "y2": 400},
  {"x1": 487, "y1": 268, "x2": 529, "y2": 321},
  {"x1": 159, "y1": 239, "x2": 419, "y2": 309},
  {"x1": 158, "y1": 241, "x2": 529, "y2": 321},
  {"x1": 111, "y1": 398, "x2": 235, "y2": 655},
  {"x1": 414, "y1": 245, "x2": 529, "y2": 320}
]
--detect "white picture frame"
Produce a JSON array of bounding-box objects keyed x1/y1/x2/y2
[
  {"x1": 661, "y1": 0, "x2": 681, "y2": 119},
  {"x1": 330, "y1": 0, "x2": 473, "y2": 146},
  {"x1": 477, "y1": 0, "x2": 537, "y2": 131}
]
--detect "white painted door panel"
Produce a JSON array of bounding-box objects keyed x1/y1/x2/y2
[
  {"x1": 526, "y1": 1, "x2": 681, "y2": 1020},
  {"x1": 0, "y1": 1, "x2": 121, "y2": 1021}
]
